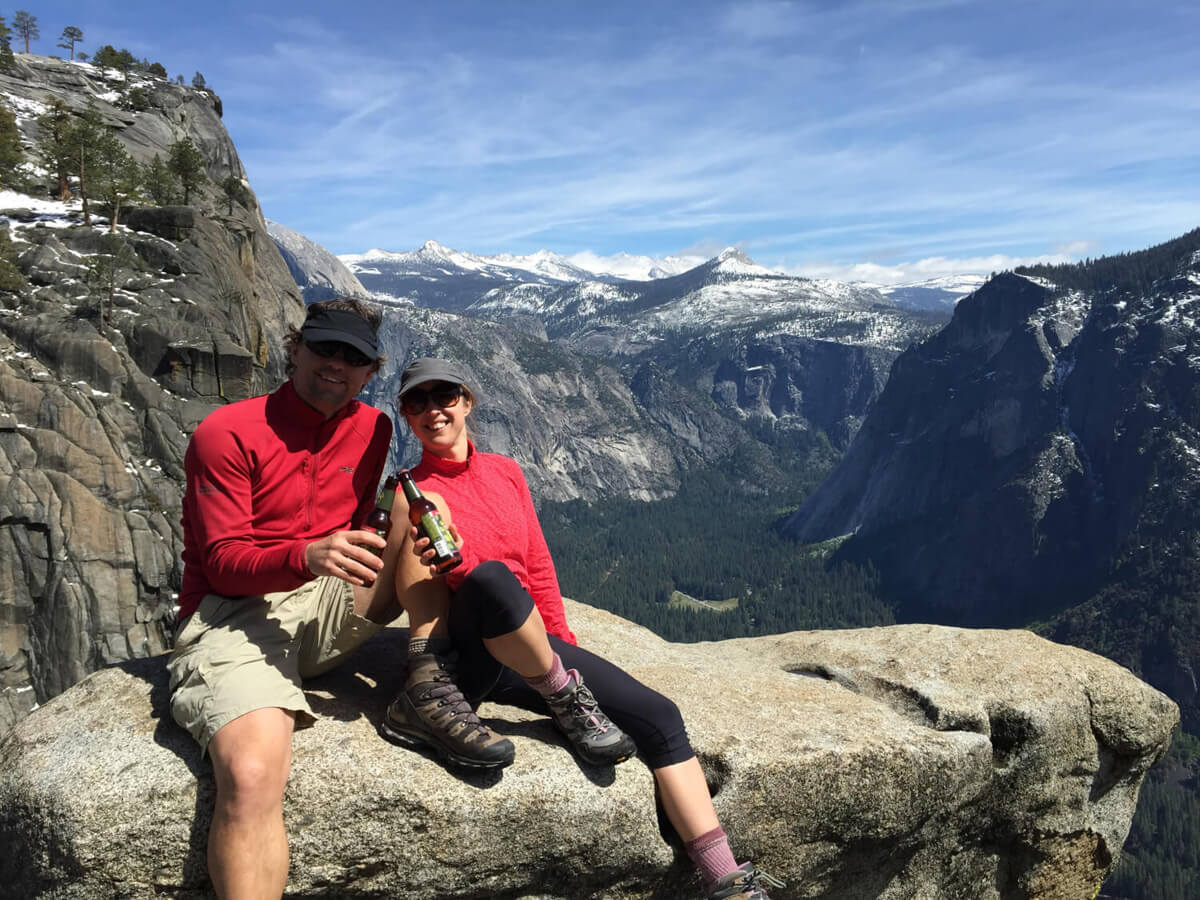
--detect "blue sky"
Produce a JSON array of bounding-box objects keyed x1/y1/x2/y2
[{"x1": 30, "y1": 1, "x2": 1200, "y2": 283}]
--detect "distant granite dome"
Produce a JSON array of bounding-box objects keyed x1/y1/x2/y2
[{"x1": 266, "y1": 219, "x2": 369, "y2": 303}]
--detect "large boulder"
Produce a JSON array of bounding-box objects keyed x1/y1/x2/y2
[{"x1": 0, "y1": 602, "x2": 1177, "y2": 899}]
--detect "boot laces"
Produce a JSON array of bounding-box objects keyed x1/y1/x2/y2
[
  {"x1": 562, "y1": 682, "x2": 608, "y2": 735},
  {"x1": 417, "y1": 659, "x2": 491, "y2": 736},
  {"x1": 728, "y1": 866, "x2": 786, "y2": 896}
]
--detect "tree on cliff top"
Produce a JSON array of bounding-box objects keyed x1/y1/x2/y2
[
  {"x1": 12, "y1": 10, "x2": 36, "y2": 54},
  {"x1": 92, "y1": 45, "x2": 135, "y2": 82},
  {"x1": 57, "y1": 25, "x2": 82, "y2": 59}
]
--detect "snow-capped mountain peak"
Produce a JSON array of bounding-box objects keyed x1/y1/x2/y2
[{"x1": 711, "y1": 247, "x2": 777, "y2": 277}]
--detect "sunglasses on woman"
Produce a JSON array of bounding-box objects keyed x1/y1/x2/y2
[
  {"x1": 304, "y1": 340, "x2": 375, "y2": 368},
  {"x1": 400, "y1": 384, "x2": 464, "y2": 416}
]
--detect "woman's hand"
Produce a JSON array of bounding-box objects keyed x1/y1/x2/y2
[{"x1": 410, "y1": 523, "x2": 464, "y2": 576}]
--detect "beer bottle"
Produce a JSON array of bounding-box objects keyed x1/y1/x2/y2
[
  {"x1": 397, "y1": 469, "x2": 463, "y2": 574},
  {"x1": 364, "y1": 473, "x2": 398, "y2": 556}
]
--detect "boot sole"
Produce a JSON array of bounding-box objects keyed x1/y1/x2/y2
[
  {"x1": 556, "y1": 725, "x2": 638, "y2": 767},
  {"x1": 575, "y1": 745, "x2": 637, "y2": 766},
  {"x1": 378, "y1": 719, "x2": 514, "y2": 770}
]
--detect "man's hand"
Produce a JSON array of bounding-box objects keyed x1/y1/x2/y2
[
  {"x1": 410, "y1": 524, "x2": 463, "y2": 577},
  {"x1": 306, "y1": 530, "x2": 386, "y2": 585}
]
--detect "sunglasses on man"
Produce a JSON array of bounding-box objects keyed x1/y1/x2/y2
[
  {"x1": 304, "y1": 340, "x2": 375, "y2": 368},
  {"x1": 400, "y1": 384, "x2": 464, "y2": 416}
]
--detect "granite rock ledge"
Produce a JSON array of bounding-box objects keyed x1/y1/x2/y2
[{"x1": 0, "y1": 601, "x2": 1178, "y2": 899}]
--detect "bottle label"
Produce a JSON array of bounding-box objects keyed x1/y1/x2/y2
[{"x1": 420, "y1": 511, "x2": 458, "y2": 558}]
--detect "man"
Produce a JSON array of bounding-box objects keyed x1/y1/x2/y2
[{"x1": 168, "y1": 298, "x2": 403, "y2": 899}]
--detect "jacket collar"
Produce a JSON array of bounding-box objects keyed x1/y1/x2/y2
[{"x1": 419, "y1": 439, "x2": 476, "y2": 475}]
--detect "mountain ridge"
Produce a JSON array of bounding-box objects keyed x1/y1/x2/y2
[{"x1": 784, "y1": 227, "x2": 1200, "y2": 731}]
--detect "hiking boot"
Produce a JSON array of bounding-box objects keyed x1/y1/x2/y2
[
  {"x1": 544, "y1": 669, "x2": 636, "y2": 766},
  {"x1": 380, "y1": 653, "x2": 515, "y2": 769},
  {"x1": 708, "y1": 862, "x2": 786, "y2": 899}
]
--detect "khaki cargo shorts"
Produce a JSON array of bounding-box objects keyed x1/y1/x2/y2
[{"x1": 167, "y1": 576, "x2": 384, "y2": 755}]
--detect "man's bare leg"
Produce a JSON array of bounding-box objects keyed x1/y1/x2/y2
[{"x1": 206, "y1": 707, "x2": 296, "y2": 900}]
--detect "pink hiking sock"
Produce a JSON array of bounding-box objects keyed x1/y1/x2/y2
[
  {"x1": 524, "y1": 652, "x2": 571, "y2": 696},
  {"x1": 685, "y1": 825, "x2": 739, "y2": 891}
]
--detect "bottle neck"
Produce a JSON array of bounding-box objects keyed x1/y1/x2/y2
[
  {"x1": 377, "y1": 487, "x2": 395, "y2": 510},
  {"x1": 399, "y1": 471, "x2": 422, "y2": 503}
]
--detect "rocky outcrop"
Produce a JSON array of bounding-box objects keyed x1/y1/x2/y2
[
  {"x1": 0, "y1": 602, "x2": 1178, "y2": 899},
  {"x1": 0, "y1": 56, "x2": 304, "y2": 739},
  {"x1": 266, "y1": 219, "x2": 370, "y2": 303}
]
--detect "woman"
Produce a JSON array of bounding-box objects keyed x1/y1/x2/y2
[{"x1": 383, "y1": 357, "x2": 783, "y2": 900}]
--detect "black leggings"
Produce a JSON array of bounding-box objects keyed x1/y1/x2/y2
[{"x1": 448, "y1": 561, "x2": 695, "y2": 770}]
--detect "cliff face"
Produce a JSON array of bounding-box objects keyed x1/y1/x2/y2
[
  {"x1": 359, "y1": 306, "x2": 784, "y2": 505},
  {"x1": 783, "y1": 236, "x2": 1200, "y2": 729},
  {"x1": 0, "y1": 604, "x2": 1178, "y2": 899},
  {"x1": 266, "y1": 219, "x2": 369, "y2": 303},
  {"x1": 0, "y1": 56, "x2": 304, "y2": 738}
]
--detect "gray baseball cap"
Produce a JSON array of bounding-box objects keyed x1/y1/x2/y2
[{"x1": 398, "y1": 357, "x2": 473, "y2": 397}]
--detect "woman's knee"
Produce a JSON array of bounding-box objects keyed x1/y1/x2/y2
[
  {"x1": 641, "y1": 689, "x2": 687, "y2": 737},
  {"x1": 626, "y1": 690, "x2": 692, "y2": 767},
  {"x1": 456, "y1": 561, "x2": 534, "y2": 636}
]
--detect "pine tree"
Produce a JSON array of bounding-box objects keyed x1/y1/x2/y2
[
  {"x1": 12, "y1": 10, "x2": 36, "y2": 54},
  {"x1": 92, "y1": 45, "x2": 135, "y2": 81},
  {"x1": 0, "y1": 17, "x2": 14, "y2": 72},
  {"x1": 0, "y1": 227, "x2": 23, "y2": 292},
  {"x1": 92, "y1": 45, "x2": 119, "y2": 67},
  {"x1": 141, "y1": 153, "x2": 175, "y2": 205},
  {"x1": 167, "y1": 137, "x2": 207, "y2": 205},
  {"x1": 220, "y1": 174, "x2": 251, "y2": 214},
  {"x1": 57, "y1": 25, "x2": 82, "y2": 59},
  {"x1": 84, "y1": 233, "x2": 136, "y2": 326},
  {"x1": 66, "y1": 101, "x2": 106, "y2": 225},
  {"x1": 92, "y1": 132, "x2": 142, "y2": 231},
  {"x1": 0, "y1": 101, "x2": 22, "y2": 189},
  {"x1": 124, "y1": 86, "x2": 149, "y2": 112},
  {"x1": 192, "y1": 71, "x2": 206, "y2": 89},
  {"x1": 35, "y1": 98, "x2": 73, "y2": 201}
]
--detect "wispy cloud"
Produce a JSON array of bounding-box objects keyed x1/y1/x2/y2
[{"x1": 158, "y1": 0, "x2": 1200, "y2": 280}]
